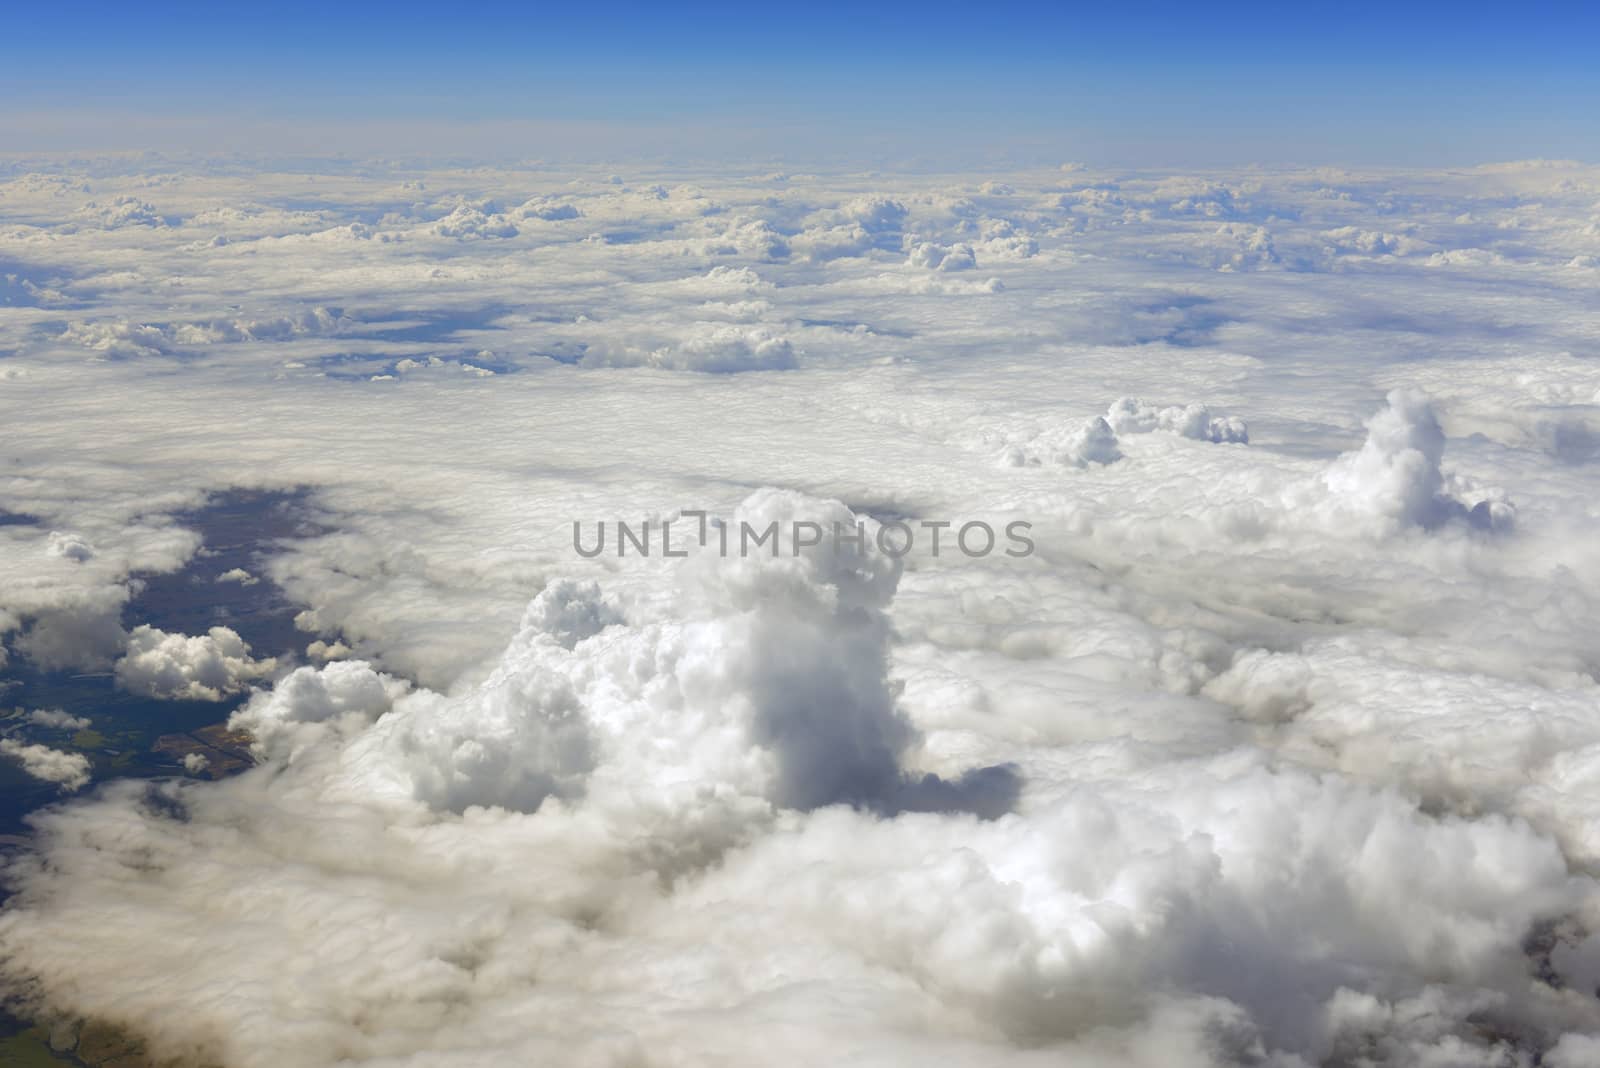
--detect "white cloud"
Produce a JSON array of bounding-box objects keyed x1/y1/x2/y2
[
  {"x1": 0, "y1": 737, "x2": 90, "y2": 791},
  {"x1": 114, "y1": 625, "x2": 278, "y2": 701},
  {"x1": 73, "y1": 196, "x2": 164, "y2": 229},
  {"x1": 46, "y1": 531, "x2": 95, "y2": 561},
  {"x1": 1105, "y1": 397, "x2": 1249, "y2": 443},
  {"x1": 230, "y1": 658, "x2": 410, "y2": 764},
  {"x1": 582, "y1": 323, "x2": 797, "y2": 372},
  {"x1": 1312, "y1": 390, "x2": 1514, "y2": 534},
  {"x1": 26, "y1": 708, "x2": 91, "y2": 731},
  {"x1": 430, "y1": 202, "x2": 519, "y2": 239},
  {"x1": 1, "y1": 159, "x2": 1599, "y2": 1066},
  {"x1": 306, "y1": 638, "x2": 351, "y2": 661},
  {"x1": 513, "y1": 196, "x2": 581, "y2": 221},
  {"x1": 906, "y1": 241, "x2": 977, "y2": 271}
]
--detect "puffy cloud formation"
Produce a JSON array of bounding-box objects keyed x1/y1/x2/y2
[
  {"x1": 320, "y1": 493, "x2": 1010, "y2": 820},
  {"x1": 230, "y1": 658, "x2": 411, "y2": 763},
  {"x1": 514, "y1": 196, "x2": 581, "y2": 221},
  {"x1": 906, "y1": 241, "x2": 977, "y2": 271},
  {"x1": 2, "y1": 160, "x2": 1600, "y2": 1066},
  {"x1": 0, "y1": 738, "x2": 90, "y2": 791},
  {"x1": 1056, "y1": 415, "x2": 1122, "y2": 466},
  {"x1": 582, "y1": 324, "x2": 796, "y2": 372},
  {"x1": 841, "y1": 195, "x2": 910, "y2": 235},
  {"x1": 115, "y1": 625, "x2": 278, "y2": 701},
  {"x1": 1321, "y1": 226, "x2": 1418, "y2": 256},
  {"x1": 1, "y1": 651, "x2": 1596, "y2": 1065},
  {"x1": 60, "y1": 308, "x2": 347, "y2": 356},
  {"x1": 26, "y1": 708, "x2": 91, "y2": 730},
  {"x1": 73, "y1": 195, "x2": 164, "y2": 229},
  {"x1": 10, "y1": 589, "x2": 132, "y2": 673},
  {"x1": 1316, "y1": 390, "x2": 1514, "y2": 533},
  {"x1": 1322, "y1": 389, "x2": 1450, "y2": 528},
  {"x1": 306, "y1": 638, "x2": 352, "y2": 661},
  {"x1": 431, "y1": 201, "x2": 519, "y2": 239},
  {"x1": 701, "y1": 216, "x2": 791, "y2": 260},
  {"x1": 996, "y1": 413, "x2": 1124, "y2": 467},
  {"x1": 46, "y1": 530, "x2": 94, "y2": 561},
  {"x1": 1106, "y1": 397, "x2": 1249, "y2": 443}
]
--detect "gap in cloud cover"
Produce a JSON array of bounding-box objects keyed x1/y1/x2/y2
[{"x1": 0, "y1": 489, "x2": 328, "y2": 837}]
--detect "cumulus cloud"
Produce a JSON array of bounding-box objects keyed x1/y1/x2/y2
[
  {"x1": 1321, "y1": 226, "x2": 1419, "y2": 256},
  {"x1": 582, "y1": 323, "x2": 797, "y2": 372},
  {"x1": 791, "y1": 195, "x2": 911, "y2": 261},
  {"x1": 1314, "y1": 390, "x2": 1515, "y2": 533},
  {"x1": 12, "y1": 591, "x2": 130, "y2": 672},
  {"x1": 841, "y1": 195, "x2": 910, "y2": 234},
  {"x1": 906, "y1": 241, "x2": 977, "y2": 271},
  {"x1": 513, "y1": 196, "x2": 581, "y2": 221},
  {"x1": 114, "y1": 625, "x2": 278, "y2": 701},
  {"x1": 431, "y1": 202, "x2": 519, "y2": 239},
  {"x1": 322, "y1": 492, "x2": 1014, "y2": 821},
  {"x1": 2, "y1": 159, "x2": 1600, "y2": 1067},
  {"x1": 0, "y1": 738, "x2": 91, "y2": 791},
  {"x1": 73, "y1": 195, "x2": 164, "y2": 228},
  {"x1": 230, "y1": 658, "x2": 410, "y2": 764},
  {"x1": 700, "y1": 217, "x2": 791, "y2": 260},
  {"x1": 996, "y1": 411, "x2": 1133, "y2": 467},
  {"x1": 26, "y1": 708, "x2": 91, "y2": 731},
  {"x1": 46, "y1": 530, "x2": 95, "y2": 561},
  {"x1": 59, "y1": 307, "x2": 347, "y2": 357},
  {"x1": 1105, "y1": 397, "x2": 1249, "y2": 443}
]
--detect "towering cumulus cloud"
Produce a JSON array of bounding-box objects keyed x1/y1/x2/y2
[
  {"x1": 3, "y1": 489, "x2": 1598, "y2": 1066},
  {"x1": 2, "y1": 160, "x2": 1600, "y2": 1066},
  {"x1": 314, "y1": 491, "x2": 1006, "y2": 820},
  {"x1": 1317, "y1": 389, "x2": 1514, "y2": 533}
]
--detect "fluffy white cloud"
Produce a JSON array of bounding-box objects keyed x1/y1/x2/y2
[
  {"x1": 1105, "y1": 397, "x2": 1249, "y2": 443},
  {"x1": 26, "y1": 708, "x2": 91, "y2": 731},
  {"x1": 1, "y1": 159, "x2": 1599, "y2": 1066},
  {"x1": 431, "y1": 202, "x2": 519, "y2": 239},
  {"x1": 114, "y1": 625, "x2": 278, "y2": 701},
  {"x1": 46, "y1": 530, "x2": 95, "y2": 561},
  {"x1": 323, "y1": 493, "x2": 1009, "y2": 822},
  {"x1": 0, "y1": 737, "x2": 90, "y2": 791},
  {"x1": 513, "y1": 196, "x2": 581, "y2": 221},
  {"x1": 230, "y1": 658, "x2": 410, "y2": 764},
  {"x1": 73, "y1": 196, "x2": 164, "y2": 229},
  {"x1": 1313, "y1": 390, "x2": 1514, "y2": 534},
  {"x1": 906, "y1": 241, "x2": 977, "y2": 271},
  {"x1": 996, "y1": 414, "x2": 1124, "y2": 468},
  {"x1": 582, "y1": 323, "x2": 797, "y2": 372}
]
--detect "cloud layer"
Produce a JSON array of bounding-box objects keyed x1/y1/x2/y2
[{"x1": 1, "y1": 158, "x2": 1599, "y2": 1066}]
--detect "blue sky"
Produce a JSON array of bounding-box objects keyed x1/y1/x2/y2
[{"x1": 3, "y1": 1, "x2": 1596, "y2": 164}]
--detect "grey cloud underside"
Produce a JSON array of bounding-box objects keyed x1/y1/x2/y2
[{"x1": 0, "y1": 160, "x2": 1598, "y2": 1067}]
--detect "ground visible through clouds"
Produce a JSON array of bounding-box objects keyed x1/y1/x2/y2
[{"x1": 0, "y1": 159, "x2": 1599, "y2": 1066}]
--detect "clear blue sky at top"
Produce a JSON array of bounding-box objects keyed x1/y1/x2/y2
[{"x1": 2, "y1": 1, "x2": 1596, "y2": 164}]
